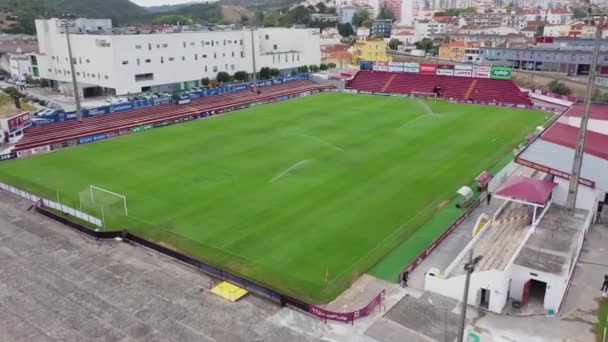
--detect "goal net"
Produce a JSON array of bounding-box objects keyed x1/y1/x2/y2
[
  {"x1": 78, "y1": 186, "x2": 129, "y2": 227},
  {"x1": 410, "y1": 91, "x2": 438, "y2": 101}
]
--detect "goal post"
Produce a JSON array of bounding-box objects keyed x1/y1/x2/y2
[
  {"x1": 410, "y1": 91, "x2": 438, "y2": 101},
  {"x1": 89, "y1": 185, "x2": 129, "y2": 216}
]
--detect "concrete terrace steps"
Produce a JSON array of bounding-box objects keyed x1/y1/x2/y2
[
  {"x1": 17, "y1": 81, "x2": 331, "y2": 151},
  {"x1": 346, "y1": 71, "x2": 533, "y2": 106},
  {"x1": 475, "y1": 208, "x2": 530, "y2": 272}
]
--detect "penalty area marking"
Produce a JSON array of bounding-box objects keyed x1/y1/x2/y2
[{"x1": 269, "y1": 159, "x2": 312, "y2": 183}]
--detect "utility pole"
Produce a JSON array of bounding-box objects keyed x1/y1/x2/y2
[
  {"x1": 58, "y1": 13, "x2": 83, "y2": 121},
  {"x1": 457, "y1": 251, "x2": 482, "y2": 342},
  {"x1": 565, "y1": 10, "x2": 606, "y2": 213},
  {"x1": 250, "y1": 27, "x2": 258, "y2": 94}
]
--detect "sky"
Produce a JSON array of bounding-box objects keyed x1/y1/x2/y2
[{"x1": 130, "y1": 0, "x2": 216, "y2": 7}]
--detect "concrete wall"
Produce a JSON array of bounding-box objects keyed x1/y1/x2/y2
[
  {"x1": 552, "y1": 177, "x2": 601, "y2": 212},
  {"x1": 425, "y1": 269, "x2": 510, "y2": 313},
  {"x1": 509, "y1": 264, "x2": 567, "y2": 314}
]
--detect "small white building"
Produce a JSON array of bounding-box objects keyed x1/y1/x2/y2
[
  {"x1": 8, "y1": 53, "x2": 34, "y2": 81},
  {"x1": 35, "y1": 18, "x2": 321, "y2": 96}
]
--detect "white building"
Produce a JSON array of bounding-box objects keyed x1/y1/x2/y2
[
  {"x1": 35, "y1": 18, "x2": 321, "y2": 96},
  {"x1": 8, "y1": 53, "x2": 34, "y2": 81}
]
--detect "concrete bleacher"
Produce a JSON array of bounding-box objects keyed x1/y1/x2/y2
[
  {"x1": 17, "y1": 80, "x2": 331, "y2": 152},
  {"x1": 346, "y1": 71, "x2": 532, "y2": 106}
]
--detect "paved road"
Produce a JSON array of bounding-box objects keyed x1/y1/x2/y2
[{"x1": 0, "y1": 192, "x2": 320, "y2": 342}]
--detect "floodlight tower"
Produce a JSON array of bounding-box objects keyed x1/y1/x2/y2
[
  {"x1": 565, "y1": 3, "x2": 606, "y2": 213},
  {"x1": 250, "y1": 26, "x2": 258, "y2": 94},
  {"x1": 57, "y1": 12, "x2": 83, "y2": 121}
]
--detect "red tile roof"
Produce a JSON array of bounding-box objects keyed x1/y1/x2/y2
[{"x1": 548, "y1": 9, "x2": 570, "y2": 15}]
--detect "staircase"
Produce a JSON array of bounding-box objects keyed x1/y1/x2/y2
[
  {"x1": 474, "y1": 217, "x2": 489, "y2": 236},
  {"x1": 380, "y1": 74, "x2": 396, "y2": 93},
  {"x1": 464, "y1": 79, "x2": 478, "y2": 100}
]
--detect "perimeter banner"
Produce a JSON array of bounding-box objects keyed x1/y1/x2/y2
[
  {"x1": 420, "y1": 63, "x2": 437, "y2": 75},
  {"x1": 490, "y1": 66, "x2": 513, "y2": 79},
  {"x1": 308, "y1": 289, "x2": 385, "y2": 324}
]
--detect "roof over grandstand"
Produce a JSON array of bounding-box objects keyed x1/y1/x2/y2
[
  {"x1": 516, "y1": 103, "x2": 608, "y2": 191},
  {"x1": 564, "y1": 103, "x2": 608, "y2": 121},
  {"x1": 495, "y1": 176, "x2": 557, "y2": 205}
]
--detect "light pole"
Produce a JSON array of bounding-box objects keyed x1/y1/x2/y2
[
  {"x1": 250, "y1": 27, "x2": 258, "y2": 94},
  {"x1": 57, "y1": 13, "x2": 83, "y2": 121},
  {"x1": 565, "y1": 4, "x2": 606, "y2": 213},
  {"x1": 457, "y1": 251, "x2": 482, "y2": 342}
]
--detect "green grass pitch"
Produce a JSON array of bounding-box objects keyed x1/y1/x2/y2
[{"x1": 0, "y1": 93, "x2": 546, "y2": 303}]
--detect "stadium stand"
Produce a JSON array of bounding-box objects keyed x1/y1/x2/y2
[
  {"x1": 346, "y1": 71, "x2": 532, "y2": 106},
  {"x1": 16, "y1": 81, "x2": 331, "y2": 152}
]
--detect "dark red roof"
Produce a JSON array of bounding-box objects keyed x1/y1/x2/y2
[
  {"x1": 540, "y1": 122, "x2": 608, "y2": 161},
  {"x1": 496, "y1": 176, "x2": 557, "y2": 205},
  {"x1": 563, "y1": 103, "x2": 608, "y2": 121}
]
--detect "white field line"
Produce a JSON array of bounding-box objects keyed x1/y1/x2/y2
[
  {"x1": 286, "y1": 132, "x2": 344, "y2": 152},
  {"x1": 269, "y1": 159, "x2": 312, "y2": 183},
  {"x1": 396, "y1": 114, "x2": 428, "y2": 130}
]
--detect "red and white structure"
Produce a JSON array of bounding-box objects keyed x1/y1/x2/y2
[{"x1": 424, "y1": 102, "x2": 606, "y2": 315}]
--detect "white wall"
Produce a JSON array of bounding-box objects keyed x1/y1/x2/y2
[
  {"x1": 36, "y1": 19, "x2": 321, "y2": 95},
  {"x1": 552, "y1": 177, "x2": 601, "y2": 212},
  {"x1": 425, "y1": 270, "x2": 510, "y2": 313},
  {"x1": 9, "y1": 54, "x2": 32, "y2": 80},
  {"x1": 509, "y1": 264, "x2": 567, "y2": 314}
]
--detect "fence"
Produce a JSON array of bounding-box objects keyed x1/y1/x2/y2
[
  {"x1": 33, "y1": 74, "x2": 311, "y2": 125},
  {"x1": 0, "y1": 182, "x2": 102, "y2": 226}
]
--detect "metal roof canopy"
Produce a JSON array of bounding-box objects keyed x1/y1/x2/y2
[
  {"x1": 495, "y1": 176, "x2": 557, "y2": 206},
  {"x1": 495, "y1": 175, "x2": 558, "y2": 226}
]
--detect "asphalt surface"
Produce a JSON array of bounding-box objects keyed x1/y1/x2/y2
[{"x1": 0, "y1": 192, "x2": 320, "y2": 342}]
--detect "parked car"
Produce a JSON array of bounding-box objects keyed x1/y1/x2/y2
[
  {"x1": 48, "y1": 102, "x2": 63, "y2": 110},
  {"x1": 35, "y1": 109, "x2": 57, "y2": 117},
  {"x1": 106, "y1": 96, "x2": 128, "y2": 104}
]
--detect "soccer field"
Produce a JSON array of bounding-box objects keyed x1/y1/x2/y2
[{"x1": 0, "y1": 93, "x2": 546, "y2": 303}]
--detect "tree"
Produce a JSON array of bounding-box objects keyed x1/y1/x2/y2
[
  {"x1": 362, "y1": 18, "x2": 373, "y2": 28},
  {"x1": 259, "y1": 67, "x2": 271, "y2": 80},
  {"x1": 337, "y1": 22, "x2": 354, "y2": 37},
  {"x1": 269, "y1": 68, "x2": 281, "y2": 78},
  {"x1": 327, "y1": 62, "x2": 337, "y2": 69},
  {"x1": 377, "y1": 7, "x2": 395, "y2": 20},
  {"x1": 319, "y1": 63, "x2": 328, "y2": 71},
  {"x1": 536, "y1": 24, "x2": 545, "y2": 37},
  {"x1": 152, "y1": 14, "x2": 193, "y2": 26},
  {"x1": 309, "y1": 64, "x2": 320, "y2": 72},
  {"x1": 415, "y1": 38, "x2": 434, "y2": 52},
  {"x1": 592, "y1": 89, "x2": 608, "y2": 103},
  {"x1": 4, "y1": 86, "x2": 23, "y2": 109},
  {"x1": 353, "y1": 9, "x2": 370, "y2": 27},
  {"x1": 233, "y1": 71, "x2": 248, "y2": 82},
  {"x1": 201, "y1": 77, "x2": 210, "y2": 86},
  {"x1": 216, "y1": 71, "x2": 231, "y2": 83},
  {"x1": 316, "y1": 2, "x2": 327, "y2": 14},
  {"x1": 240, "y1": 15, "x2": 249, "y2": 25},
  {"x1": 388, "y1": 38, "x2": 403, "y2": 50},
  {"x1": 548, "y1": 80, "x2": 572, "y2": 96},
  {"x1": 255, "y1": 10, "x2": 265, "y2": 24},
  {"x1": 297, "y1": 65, "x2": 309, "y2": 73},
  {"x1": 572, "y1": 7, "x2": 588, "y2": 20}
]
